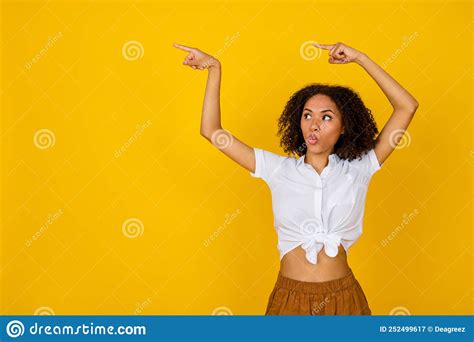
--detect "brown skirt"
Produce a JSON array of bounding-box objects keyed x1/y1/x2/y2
[{"x1": 265, "y1": 268, "x2": 372, "y2": 315}]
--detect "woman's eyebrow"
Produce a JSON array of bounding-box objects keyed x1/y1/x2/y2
[{"x1": 303, "y1": 108, "x2": 335, "y2": 114}]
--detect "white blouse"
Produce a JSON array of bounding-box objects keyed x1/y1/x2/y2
[{"x1": 250, "y1": 147, "x2": 381, "y2": 264}]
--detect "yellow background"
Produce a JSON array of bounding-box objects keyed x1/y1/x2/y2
[{"x1": 1, "y1": 0, "x2": 472, "y2": 315}]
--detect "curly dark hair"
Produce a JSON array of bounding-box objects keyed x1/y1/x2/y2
[{"x1": 277, "y1": 83, "x2": 379, "y2": 162}]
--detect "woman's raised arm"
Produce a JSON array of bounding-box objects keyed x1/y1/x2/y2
[
  {"x1": 314, "y1": 41, "x2": 419, "y2": 166},
  {"x1": 173, "y1": 43, "x2": 256, "y2": 173}
]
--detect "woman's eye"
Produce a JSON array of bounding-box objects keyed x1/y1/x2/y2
[{"x1": 304, "y1": 113, "x2": 331, "y2": 120}]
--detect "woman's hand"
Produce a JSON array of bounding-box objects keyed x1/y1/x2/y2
[
  {"x1": 173, "y1": 43, "x2": 220, "y2": 70},
  {"x1": 312, "y1": 42, "x2": 364, "y2": 64}
]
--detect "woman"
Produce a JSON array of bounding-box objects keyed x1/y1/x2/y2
[{"x1": 174, "y1": 41, "x2": 418, "y2": 315}]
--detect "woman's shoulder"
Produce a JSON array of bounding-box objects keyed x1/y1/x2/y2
[
  {"x1": 250, "y1": 147, "x2": 295, "y2": 181},
  {"x1": 342, "y1": 148, "x2": 381, "y2": 177}
]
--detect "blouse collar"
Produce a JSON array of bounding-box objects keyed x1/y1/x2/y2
[{"x1": 298, "y1": 152, "x2": 339, "y2": 177}]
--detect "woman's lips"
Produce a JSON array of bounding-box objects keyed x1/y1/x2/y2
[{"x1": 307, "y1": 134, "x2": 318, "y2": 145}]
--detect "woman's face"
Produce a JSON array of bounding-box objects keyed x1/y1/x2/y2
[{"x1": 300, "y1": 94, "x2": 345, "y2": 154}]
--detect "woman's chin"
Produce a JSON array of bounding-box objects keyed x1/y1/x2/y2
[{"x1": 306, "y1": 146, "x2": 321, "y2": 154}]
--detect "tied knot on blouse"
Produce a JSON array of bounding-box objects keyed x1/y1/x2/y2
[
  {"x1": 300, "y1": 218, "x2": 341, "y2": 264},
  {"x1": 300, "y1": 231, "x2": 342, "y2": 265}
]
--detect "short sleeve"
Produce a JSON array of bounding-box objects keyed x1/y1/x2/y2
[
  {"x1": 363, "y1": 148, "x2": 382, "y2": 176},
  {"x1": 250, "y1": 147, "x2": 288, "y2": 183},
  {"x1": 350, "y1": 148, "x2": 382, "y2": 177}
]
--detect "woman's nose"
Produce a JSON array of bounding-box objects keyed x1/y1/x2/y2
[
  {"x1": 311, "y1": 121, "x2": 321, "y2": 131},
  {"x1": 311, "y1": 117, "x2": 327, "y2": 131}
]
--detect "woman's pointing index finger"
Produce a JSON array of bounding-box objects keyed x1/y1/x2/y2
[
  {"x1": 173, "y1": 43, "x2": 193, "y2": 52},
  {"x1": 313, "y1": 42, "x2": 334, "y2": 50}
]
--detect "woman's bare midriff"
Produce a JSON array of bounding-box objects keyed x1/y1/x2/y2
[{"x1": 280, "y1": 244, "x2": 351, "y2": 282}]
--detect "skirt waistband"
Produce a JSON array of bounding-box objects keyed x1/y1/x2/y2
[{"x1": 275, "y1": 268, "x2": 357, "y2": 295}]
